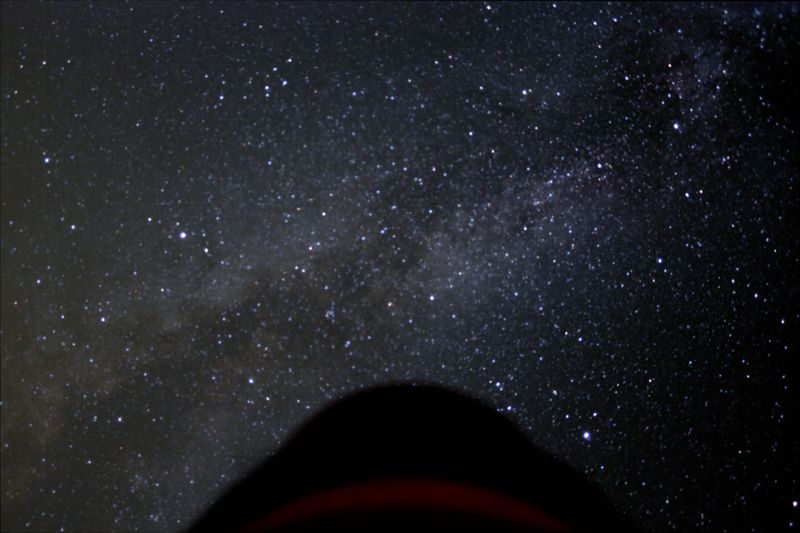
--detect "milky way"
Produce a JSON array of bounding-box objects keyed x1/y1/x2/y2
[{"x1": 1, "y1": 2, "x2": 798, "y2": 531}]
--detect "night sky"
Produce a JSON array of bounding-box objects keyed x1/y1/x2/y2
[{"x1": 1, "y1": 2, "x2": 798, "y2": 531}]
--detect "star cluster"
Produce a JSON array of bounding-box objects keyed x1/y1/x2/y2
[{"x1": 1, "y1": 3, "x2": 798, "y2": 531}]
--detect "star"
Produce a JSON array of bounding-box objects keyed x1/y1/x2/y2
[{"x1": 1, "y1": 3, "x2": 794, "y2": 532}]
